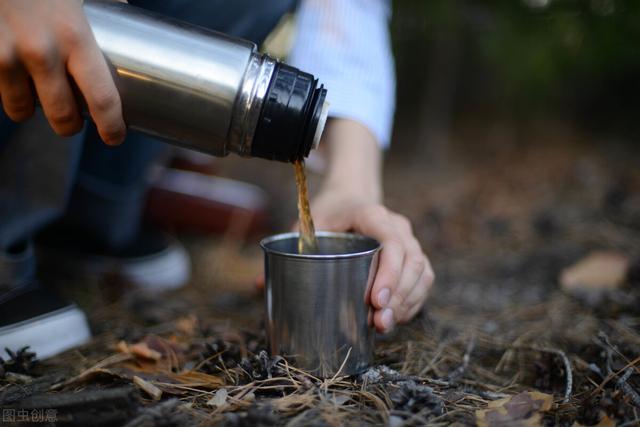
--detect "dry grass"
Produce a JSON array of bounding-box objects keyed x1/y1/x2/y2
[{"x1": 2, "y1": 121, "x2": 640, "y2": 426}]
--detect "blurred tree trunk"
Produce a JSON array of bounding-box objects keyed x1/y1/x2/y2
[{"x1": 417, "y1": 27, "x2": 461, "y2": 162}]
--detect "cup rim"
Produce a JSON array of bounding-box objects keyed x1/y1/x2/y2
[{"x1": 260, "y1": 231, "x2": 381, "y2": 260}]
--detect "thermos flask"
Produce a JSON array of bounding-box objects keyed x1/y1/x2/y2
[{"x1": 83, "y1": 0, "x2": 329, "y2": 162}]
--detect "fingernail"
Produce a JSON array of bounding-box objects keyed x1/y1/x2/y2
[
  {"x1": 381, "y1": 308, "x2": 394, "y2": 331},
  {"x1": 104, "y1": 137, "x2": 122, "y2": 146},
  {"x1": 378, "y1": 288, "x2": 391, "y2": 307}
]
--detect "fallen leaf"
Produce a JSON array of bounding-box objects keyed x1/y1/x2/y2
[
  {"x1": 133, "y1": 375, "x2": 162, "y2": 400},
  {"x1": 476, "y1": 391, "x2": 554, "y2": 427},
  {"x1": 142, "y1": 335, "x2": 185, "y2": 358},
  {"x1": 51, "y1": 353, "x2": 133, "y2": 390},
  {"x1": 170, "y1": 370, "x2": 225, "y2": 389},
  {"x1": 51, "y1": 367, "x2": 129, "y2": 391},
  {"x1": 560, "y1": 251, "x2": 630, "y2": 292},
  {"x1": 116, "y1": 340, "x2": 129, "y2": 354},
  {"x1": 175, "y1": 315, "x2": 198, "y2": 336},
  {"x1": 130, "y1": 342, "x2": 163, "y2": 361},
  {"x1": 117, "y1": 340, "x2": 162, "y2": 361}
]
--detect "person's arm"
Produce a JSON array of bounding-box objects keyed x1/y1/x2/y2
[
  {"x1": 310, "y1": 119, "x2": 434, "y2": 332},
  {"x1": 0, "y1": 0, "x2": 125, "y2": 145},
  {"x1": 288, "y1": 0, "x2": 433, "y2": 332}
]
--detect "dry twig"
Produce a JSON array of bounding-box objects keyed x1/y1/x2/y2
[
  {"x1": 447, "y1": 336, "x2": 476, "y2": 383},
  {"x1": 617, "y1": 368, "x2": 640, "y2": 408},
  {"x1": 512, "y1": 345, "x2": 573, "y2": 403}
]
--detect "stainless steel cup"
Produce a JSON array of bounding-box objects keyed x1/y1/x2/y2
[{"x1": 260, "y1": 231, "x2": 380, "y2": 377}]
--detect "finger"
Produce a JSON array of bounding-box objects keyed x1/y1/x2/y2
[
  {"x1": 370, "y1": 238, "x2": 405, "y2": 310},
  {"x1": 387, "y1": 233, "x2": 424, "y2": 306},
  {"x1": 373, "y1": 307, "x2": 394, "y2": 333},
  {"x1": 402, "y1": 258, "x2": 433, "y2": 306},
  {"x1": 397, "y1": 259, "x2": 433, "y2": 323},
  {"x1": 352, "y1": 206, "x2": 405, "y2": 310},
  {"x1": 67, "y1": 34, "x2": 125, "y2": 145},
  {"x1": 402, "y1": 300, "x2": 426, "y2": 325},
  {"x1": 0, "y1": 30, "x2": 35, "y2": 122},
  {"x1": 0, "y1": 61, "x2": 35, "y2": 122},
  {"x1": 402, "y1": 264, "x2": 435, "y2": 323},
  {"x1": 386, "y1": 214, "x2": 424, "y2": 313},
  {"x1": 388, "y1": 250, "x2": 426, "y2": 321},
  {"x1": 22, "y1": 41, "x2": 83, "y2": 136}
]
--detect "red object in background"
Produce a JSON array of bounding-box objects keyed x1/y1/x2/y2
[
  {"x1": 145, "y1": 167, "x2": 269, "y2": 238},
  {"x1": 169, "y1": 150, "x2": 221, "y2": 176}
]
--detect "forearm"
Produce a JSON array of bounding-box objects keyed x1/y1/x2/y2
[
  {"x1": 318, "y1": 118, "x2": 384, "y2": 204},
  {"x1": 309, "y1": 119, "x2": 433, "y2": 332}
]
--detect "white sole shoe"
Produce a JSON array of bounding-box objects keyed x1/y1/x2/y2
[
  {"x1": 37, "y1": 229, "x2": 191, "y2": 292},
  {"x1": 0, "y1": 286, "x2": 91, "y2": 360}
]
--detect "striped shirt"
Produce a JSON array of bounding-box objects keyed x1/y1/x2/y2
[{"x1": 288, "y1": 0, "x2": 396, "y2": 148}]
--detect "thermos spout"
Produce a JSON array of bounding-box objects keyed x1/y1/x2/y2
[{"x1": 83, "y1": 0, "x2": 328, "y2": 162}]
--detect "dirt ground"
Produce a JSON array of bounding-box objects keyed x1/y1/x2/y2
[{"x1": 2, "y1": 118, "x2": 640, "y2": 426}]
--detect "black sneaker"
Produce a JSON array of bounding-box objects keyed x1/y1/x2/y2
[
  {"x1": 37, "y1": 227, "x2": 191, "y2": 292},
  {"x1": 0, "y1": 240, "x2": 35, "y2": 287},
  {"x1": 0, "y1": 285, "x2": 91, "y2": 360},
  {"x1": 0, "y1": 242, "x2": 90, "y2": 359}
]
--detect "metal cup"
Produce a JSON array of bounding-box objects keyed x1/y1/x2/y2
[{"x1": 260, "y1": 231, "x2": 380, "y2": 377}]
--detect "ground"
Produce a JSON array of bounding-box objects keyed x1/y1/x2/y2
[{"x1": 2, "y1": 118, "x2": 640, "y2": 426}]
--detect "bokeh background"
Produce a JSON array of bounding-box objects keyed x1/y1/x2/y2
[{"x1": 393, "y1": 0, "x2": 640, "y2": 137}]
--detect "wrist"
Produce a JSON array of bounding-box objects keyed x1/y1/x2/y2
[
  {"x1": 316, "y1": 118, "x2": 384, "y2": 204},
  {"x1": 319, "y1": 174, "x2": 382, "y2": 204}
]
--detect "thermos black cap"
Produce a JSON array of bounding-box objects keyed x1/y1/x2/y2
[{"x1": 251, "y1": 63, "x2": 327, "y2": 162}]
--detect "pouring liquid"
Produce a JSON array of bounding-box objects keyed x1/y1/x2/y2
[{"x1": 294, "y1": 159, "x2": 319, "y2": 254}]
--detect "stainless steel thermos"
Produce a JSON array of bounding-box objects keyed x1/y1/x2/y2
[{"x1": 83, "y1": 0, "x2": 328, "y2": 162}]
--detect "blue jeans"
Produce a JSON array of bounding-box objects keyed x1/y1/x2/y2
[{"x1": 0, "y1": 0, "x2": 296, "y2": 251}]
